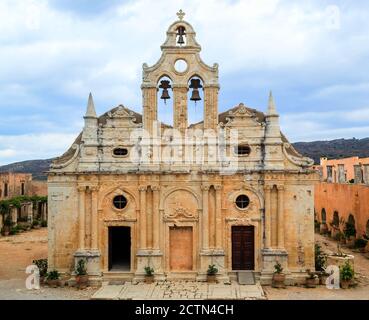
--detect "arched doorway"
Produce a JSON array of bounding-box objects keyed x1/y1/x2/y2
[
  {"x1": 321, "y1": 208, "x2": 327, "y2": 224},
  {"x1": 333, "y1": 211, "x2": 339, "y2": 228}
]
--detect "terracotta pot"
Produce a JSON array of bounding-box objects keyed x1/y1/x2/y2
[
  {"x1": 3, "y1": 231, "x2": 9, "y2": 236},
  {"x1": 340, "y1": 279, "x2": 351, "y2": 289},
  {"x1": 47, "y1": 279, "x2": 60, "y2": 288},
  {"x1": 319, "y1": 274, "x2": 329, "y2": 285},
  {"x1": 144, "y1": 275, "x2": 154, "y2": 284},
  {"x1": 76, "y1": 274, "x2": 89, "y2": 289},
  {"x1": 207, "y1": 274, "x2": 217, "y2": 283},
  {"x1": 272, "y1": 273, "x2": 286, "y2": 288},
  {"x1": 306, "y1": 277, "x2": 317, "y2": 288}
]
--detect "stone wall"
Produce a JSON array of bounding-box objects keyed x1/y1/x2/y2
[{"x1": 315, "y1": 182, "x2": 369, "y2": 238}]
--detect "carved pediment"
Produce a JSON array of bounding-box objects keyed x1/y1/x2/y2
[
  {"x1": 164, "y1": 202, "x2": 198, "y2": 221},
  {"x1": 224, "y1": 104, "x2": 262, "y2": 127},
  {"x1": 105, "y1": 106, "x2": 142, "y2": 128}
]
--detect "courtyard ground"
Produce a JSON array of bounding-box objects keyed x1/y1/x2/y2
[
  {"x1": 264, "y1": 233, "x2": 369, "y2": 300},
  {"x1": 0, "y1": 229, "x2": 368, "y2": 300}
]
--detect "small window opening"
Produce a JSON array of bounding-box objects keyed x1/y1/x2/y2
[{"x1": 113, "y1": 148, "x2": 128, "y2": 156}]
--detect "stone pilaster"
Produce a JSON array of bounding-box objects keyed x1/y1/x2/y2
[
  {"x1": 139, "y1": 185, "x2": 147, "y2": 249},
  {"x1": 203, "y1": 85, "x2": 219, "y2": 130},
  {"x1": 201, "y1": 185, "x2": 210, "y2": 250},
  {"x1": 142, "y1": 85, "x2": 157, "y2": 134},
  {"x1": 90, "y1": 186, "x2": 99, "y2": 250},
  {"x1": 78, "y1": 186, "x2": 86, "y2": 250},
  {"x1": 173, "y1": 85, "x2": 188, "y2": 134},
  {"x1": 214, "y1": 185, "x2": 223, "y2": 249},
  {"x1": 264, "y1": 185, "x2": 272, "y2": 248},
  {"x1": 277, "y1": 185, "x2": 285, "y2": 249},
  {"x1": 152, "y1": 185, "x2": 160, "y2": 250}
]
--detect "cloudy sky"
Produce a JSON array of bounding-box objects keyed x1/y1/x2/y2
[{"x1": 1, "y1": 0, "x2": 369, "y2": 165}]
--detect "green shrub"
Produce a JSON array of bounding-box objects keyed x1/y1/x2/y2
[
  {"x1": 9, "y1": 226, "x2": 19, "y2": 235},
  {"x1": 46, "y1": 270, "x2": 60, "y2": 280},
  {"x1": 344, "y1": 222, "x2": 356, "y2": 238},
  {"x1": 33, "y1": 259, "x2": 48, "y2": 277},
  {"x1": 274, "y1": 262, "x2": 283, "y2": 274},
  {"x1": 334, "y1": 231, "x2": 344, "y2": 241},
  {"x1": 207, "y1": 264, "x2": 218, "y2": 275},
  {"x1": 75, "y1": 259, "x2": 87, "y2": 276},
  {"x1": 340, "y1": 261, "x2": 354, "y2": 281},
  {"x1": 354, "y1": 238, "x2": 368, "y2": 248},
  {"x1": 144, "y1": 266, "x2": 154, "y2": 276},
  {"x1": 41, "y1": 220, "x2": 47, "y2": 227},
  {"x1": 315, "y1": 244, "x2": 327, "y2": 271}
]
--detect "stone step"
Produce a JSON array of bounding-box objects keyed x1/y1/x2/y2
[{"x1": 237, "y1": 271, "x2": 255, "y2": 285}]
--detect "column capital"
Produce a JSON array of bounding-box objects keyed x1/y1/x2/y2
[
  {"x1": 138, "y1": 185, "x2": 147, "y2": 192},
  {"x1": 277, "y1": 185, "x2": 285, "y2": 191},
  {"x1": 214, "y1": 185, "x2": 222, "y2": 191},
  {"x1": 151, "y1": 185, "x2": 160, "y2": 191},
  {"x1": 89, "y1": 185, "x2": 100, "y2": 192},
  {"x1": 77, "y1": 186, "x2": 86, "y2": 192},
  {"x1": 264, "y1": 185, "x2": 273, "y2": 191},
  {"x1": 201, "y1": 185, "x2": 210, "y2": 191}
]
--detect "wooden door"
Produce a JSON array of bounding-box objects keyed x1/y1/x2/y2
[
  {"x1": 169, "y1": 227, "x2": 193, "y2": 271},
  {"x1": 232, "y1": 226, "x2": 255, "y2": 270}
]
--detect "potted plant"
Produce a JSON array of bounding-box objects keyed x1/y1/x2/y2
[
  {"x1": 46, "y1": 270, "x2": 60, "y2": 288},
  {"x1": 344, "y1": 222, "x2": 356, "y2": 247},
  {"x1": 2, "y1": 215, "x2": 12, "y2": 236},
  {"x1": 305, "y1": 269, "x2": 318, "y2": 288},
  {"x1": 206, "y1": 264, "x2": 218, "y2": 283},
  {"x1": 32, "y1": 219, "x2": 41, "y2": 229},
  {"x1": 272, "y1": 262, "x2": 285, "y2": 288},
  {"x1": 315, "y1": 244, "x2": 329, "y2": 284},
  {"x1": 144, "y1": 266, "x2": 154, "y2": 284},
  {"x1": 75, "y1": 259, "x2": 89, "y2": 289},
  {"x1": 340, "y1": 260, "x2": 354, "y2": 289},
  {"x1": 33, "y1": 258, "x2": 48, "y2": 284},
  {"x1": 41, "y1": 220, "x2": 47, "y2": 228}
]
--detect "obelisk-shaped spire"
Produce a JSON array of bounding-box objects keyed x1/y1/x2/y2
[
  {"x1": 85, "y1": 92, "x2": 97, "y2": 118},
  {"x1": 267, "y1": 90, "x2": 278, "y2": 116}
]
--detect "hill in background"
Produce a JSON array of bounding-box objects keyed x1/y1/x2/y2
[{"x1": 0, "y1": 138, "x2": 369, "y2": 179}]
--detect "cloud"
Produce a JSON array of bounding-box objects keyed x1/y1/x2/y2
[{"x1": 1, "y1": 0, "x2": 369, "y2": 164}]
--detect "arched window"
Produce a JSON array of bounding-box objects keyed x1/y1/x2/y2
[
  {"x1": 187, "y1": 76, "x2": 204, "y2": 124},
  {"x1": 366, "y1": 220, "x2": 369, "y2": 238},
  {"x1": 333, "y1": 211, "x2": 339, "y2": 227},
  {"x1": 176, "y1": 26, "x2": 186, "y2": 46},
  {"x1": 321, "y1": 208, "x2": 327, "y2": 224},
  {"x1": 348, "y1": 214, "x2": 355, "y2": 227},
  {"x1": 157, "y1": 76, "x2": 173, "y2": 126}
]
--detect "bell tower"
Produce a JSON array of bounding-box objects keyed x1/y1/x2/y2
[{"x1": 141, "y1": 10, "x2": 220, "y2": 134}]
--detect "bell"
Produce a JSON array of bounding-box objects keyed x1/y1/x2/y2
[
  {"x1": 177, "y1": 34, "x2": 185, "y2": 45},
  {"x1": 189, "y1": 78, "x2": 202, "y2": 102},
  {"x1": 159, "y1": 80, "x2": 171, "y2": 103},
  {"x1": 190, "y1": 89, "x2": 201, "y2": 102},
  {"x1": 176, "y1": 26, "x2": 186, "y2": 46},
  {"x1": 160, "y1": 88, "x2": 170, "y2": 101}
]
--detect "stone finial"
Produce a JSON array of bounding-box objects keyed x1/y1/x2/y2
[
  {"x1": 85, "y1": 92, "x2": 97, "y2": 118},
  {"x1": 177, "y1": 9, "x2": 185, "y2": 21},
  {"x1": 267, "y1": 91, "x2": 278, "y2": 116}
]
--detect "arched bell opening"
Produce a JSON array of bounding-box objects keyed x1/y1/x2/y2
[
  {"x1": 157, "y1": 76, "x2": 173, "y2": 126},
  {"x1": 187, "y1": 76, "x2": 204, "y2": 125},
  {"x1": 176, "y1": 26, "x2": 187, "y2": 47}
]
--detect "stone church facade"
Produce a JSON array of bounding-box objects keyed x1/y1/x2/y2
[{"x1": 48, "y1": 13, "x2": 318, "y2": 284}]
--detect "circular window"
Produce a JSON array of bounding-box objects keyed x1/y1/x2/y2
[
  {"x1": 174, "y1": 59, "x2": 188, "y2": 73},
  {"x1": 235, "y1": 195, "x2": 250, "y2": 209},
  {"x1": 113, "y1": 148, "x2": 128, "y2": 156},
  {"x1": 113, "y1": 195, "x2": 127, "y2": 210}
]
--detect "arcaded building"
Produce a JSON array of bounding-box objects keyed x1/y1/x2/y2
[{"x1": 48, "y1": 12, "x2": 318, "y2": 284}]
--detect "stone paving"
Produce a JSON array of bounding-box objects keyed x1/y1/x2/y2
[{"x1": 92, "y1": 280, "x2": 265, "y2": 300}]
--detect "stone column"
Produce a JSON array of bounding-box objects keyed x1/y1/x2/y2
[
  {"x1": 142, "y1": 85, "x2": 157, "y2": 134},
  {"x1": 201, "y1": 185, "x2": 210, "y2": 250},
  {"x1": 90, "y1": 186, "x2": 99, "y2": 250},
  {"x1": 215, "y1": 185, "x2": 223, "y2": 249},
  {"x1": 203, "y1": 85, "x2": 219, "y2": 130},
  {"x1": 277, "y1": 185, "x2": 285, "y2": 249},
  {"x1": 139, "y1": 186, "x2": 147, "y2": 249},
  {"x1": 173, "y1": 85, "x2": 188, "y2": 134},
  {"x1": 78, "y1": 186, "x2": 86, "y2": 250},
  {"x1": 264, "y1": 185, "x2": 272, "y2": 248},
  {"x1": 152, "y1": 186, "x2": 160, "y2": 250}
]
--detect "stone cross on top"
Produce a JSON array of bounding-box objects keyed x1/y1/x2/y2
[{"x1": 176, "y1": 9, "x2": 185, "y2": 21}]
